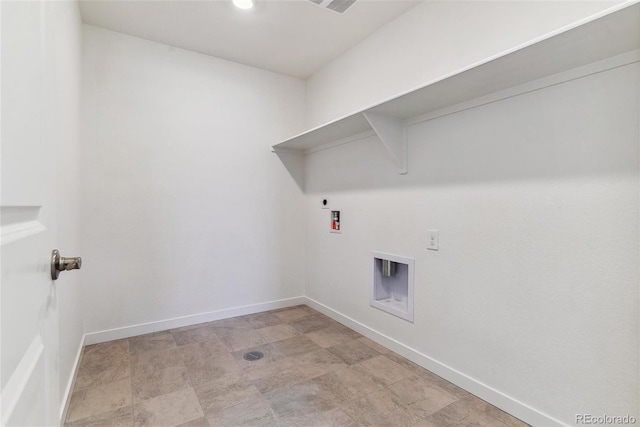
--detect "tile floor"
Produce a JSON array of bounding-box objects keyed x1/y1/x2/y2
[{"x1": 64, "y1": 305, "x2": 529, "y2": 427}]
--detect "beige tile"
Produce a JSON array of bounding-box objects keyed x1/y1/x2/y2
[
  {"x1": 358, "y1": 337, "x2": 391, "y2": 354},
  {"x1": 67, "y1": 378, "x2": 132, "y2": 423},
  {"x1": 289, "y1": 315, "x2": 336, "y2": 333},
  {"x1": 180, "y1": 340, "x2": 228, "y2": 364},
  {"x1": 352, "y1": 355, "x2": 413, "y2": 386},
  {"x1": 425, "y1": 397, "x2": 512, "y2": 427},
  {"x1": 387, "y1": 404, "x2": 433, "y2": 427},
  {"x1": 296, "y1": 305, "x2": 320, "y2": 315},
  {"x1": 333, "y1": 323, "x2": 363, "y2": 339},
  {"x1": 244, "y1": 359, "x2": 307, "y2": 394},
  {"x1": 388, "y1": 375, "x2": 459, "y2": 406},
  {"x1": 209, "y1": 317, "x2": 252, "y2": 334},
  {"x1": 383, "y1": 352, "x2": 459, "y2": 391},
  {"x1": 184, "y1": 352, "x2": 242, "y2": 386},
  {"x1": 310, "y1": 366, "x2": 381, "y2": 402},
  {"x1": 172, "y1": 325, "x2": 220, "y2": 346},
  {"x1": 270, "y1": 335, "x2": 322, "y2": 357},
  {"x1": 218, "y1": 328, "x2": 266, "y2": 352},
  {"x1": 383, "y1": 352, "x2": 421, "y2": 372},
  {"x1": 321, "y1": 408, "x2": 360, "y2": 427},
  {"x1": 305, "y1": 327, "x2": 354, "y2": 348},
  {"x1": 412, "y1": 420, "x2": 439, "y2": 427},
  {"x1": 243, "y1": 312, "x2": 283, "y2": 329},
  {"x1": 399, "y1": 396, "x2": 461, "y2": 425},
  {"x1": 327, "y1": 339, "x2": 381, "y2": 365},
  {"x1": 82, "y1": 339, "x2": 129, "y2": 358},
  {"x1": 74, "y1": 362, "x2": 130, "y2": 392},
  {"x1": 293, "y1": 348, "x2": 348, "y2": 379},
  {"x1": 80, "y1": 341, "x2": 129, "y2": 372},
  {"x1": 231, "y1": 343, "x2": 283, "y2": 370},
  {"x1": 398, "y1": 360, "x2": 471, "y2": 400},
  {"x1": 464, "y1": 395, "x2": 530, "y2": 427},
  {"x1": 129, "y1": 332, "x2": 176, "y2": 354},
  {"x1": 273, "y1": 308, "x2": 310, "y2": 322},
  {"x1": 193, "y1": 374, "x2": 261, "y2": 415},
  {"x1": 340, "y1": 390, "x2": 406, "y2": 427},
  {"x1": 255, "y1": 324, "x2": 299, "y2": 342},
  {"x1": 134, "y1": 387, "x2": 204, "y2": 427},
  {"x1": 278, "y1": 407, "x2": 359, "y2": 427},
  {"x1": 423, "y1": 377, "x2": 470, "y2": 399},
  {"x1": 385, "y1": 376, "x2": 459, "y2": 424},
  {"x1": 360, "y1": 388, "x2": 406, "y2": 414},
  {"x1": 264, "y1": 378, "x2": 341, "y2": 419},
  {"x1": 206, "y1": 397, "x2": 277, "y2": 427},
  {"x1": 176, "y1": 417, "x2": 209, "y2": 427},
  {"x1": 132, "y1": 364, "x2": 191, "y2": 402},
  {"x1": 130, "y1": 347, "x2": 184, "y2": 378},
  {"x1": 65, "y1": 406, "x2": 132, "y2": 427}
]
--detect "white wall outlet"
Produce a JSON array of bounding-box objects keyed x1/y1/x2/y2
[
  {"x1": 427, "y1": 230, "x2": 439, "y2": 251},
  {"x1": 321, "y1": 197, "x2": 329, "y2": 209}
]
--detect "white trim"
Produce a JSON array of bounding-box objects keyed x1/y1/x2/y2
[
  {"x1": 0, "y1": 221, "x2": 47, "y2": 246},
  {"x1": 1, "y1": 335, "x2": 45, "y2": 426},
  {"x1": 59, "y1": 333, "x2": 86, "y2": 424},
  {"x1": 271, "y1": 146, "x2": 303, "y2": 155},
  {"x1": 405, "y1": 49, "x2": 640, "y2": 128},
  {"x1": 0, "y1": 205, "x2": 46, "y2": 245},
  {"x1": 303, "y1": 297, "x2": 568, "y2": 427},
  {"x1": 84, "y1": 296, "x2": 306, "y2": 345}
]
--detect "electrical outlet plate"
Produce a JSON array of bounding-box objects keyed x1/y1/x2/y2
[{"x1": 427, "y1": 230, "x2": 439, "y2": 250}]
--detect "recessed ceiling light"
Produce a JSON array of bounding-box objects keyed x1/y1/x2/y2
[{"x1": 233, "y1": 0, "x2": 254, "y2": 10}]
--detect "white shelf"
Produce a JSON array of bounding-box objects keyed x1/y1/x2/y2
[{"x1": 273, "y1": 3, "x2": 640, "y2": 174}]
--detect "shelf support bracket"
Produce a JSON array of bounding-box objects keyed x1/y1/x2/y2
[{"x1": 363, "y1": 112, "x2": 407, "y2": 174}]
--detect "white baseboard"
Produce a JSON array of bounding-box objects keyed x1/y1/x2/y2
[
  {"x1": 303, "y1": 297, "x2": 568, "y2": 427},
  {"x1": 59, "y1": 333, "x2": 86, "y2": 424},
  {"x1": 84, "y1": 296, "x2": 306, "y2": 345}
]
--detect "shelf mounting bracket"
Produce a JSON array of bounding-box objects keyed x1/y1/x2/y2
[{"x1": 363, "y1": 112, "x2": 407, "y2": 174}]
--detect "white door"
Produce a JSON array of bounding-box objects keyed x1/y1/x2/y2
[{"x1": 2, "y1": 2, "x2": 63, "y2": 425}]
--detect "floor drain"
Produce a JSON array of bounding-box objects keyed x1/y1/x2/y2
[{"x1": 243, "y1": 351, "x2": 264, "y2": 361}]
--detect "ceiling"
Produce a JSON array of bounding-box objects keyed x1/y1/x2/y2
[{"x1": 79, "y1": 0, "x2": 421, "y2": 79}]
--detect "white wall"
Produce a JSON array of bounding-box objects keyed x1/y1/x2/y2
[
  {"x1": 304, "y1": 52, "x2": 639, "y2": 427},
  {"x1": 81, "y1": 26, "x2": 307, "y2": 334},
  {"x1": 46, "y1": 1, "x2": 84, "y2": 418},
  {"x1": 306, "y1": 0, "x2": 624, "y2": 127}
]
